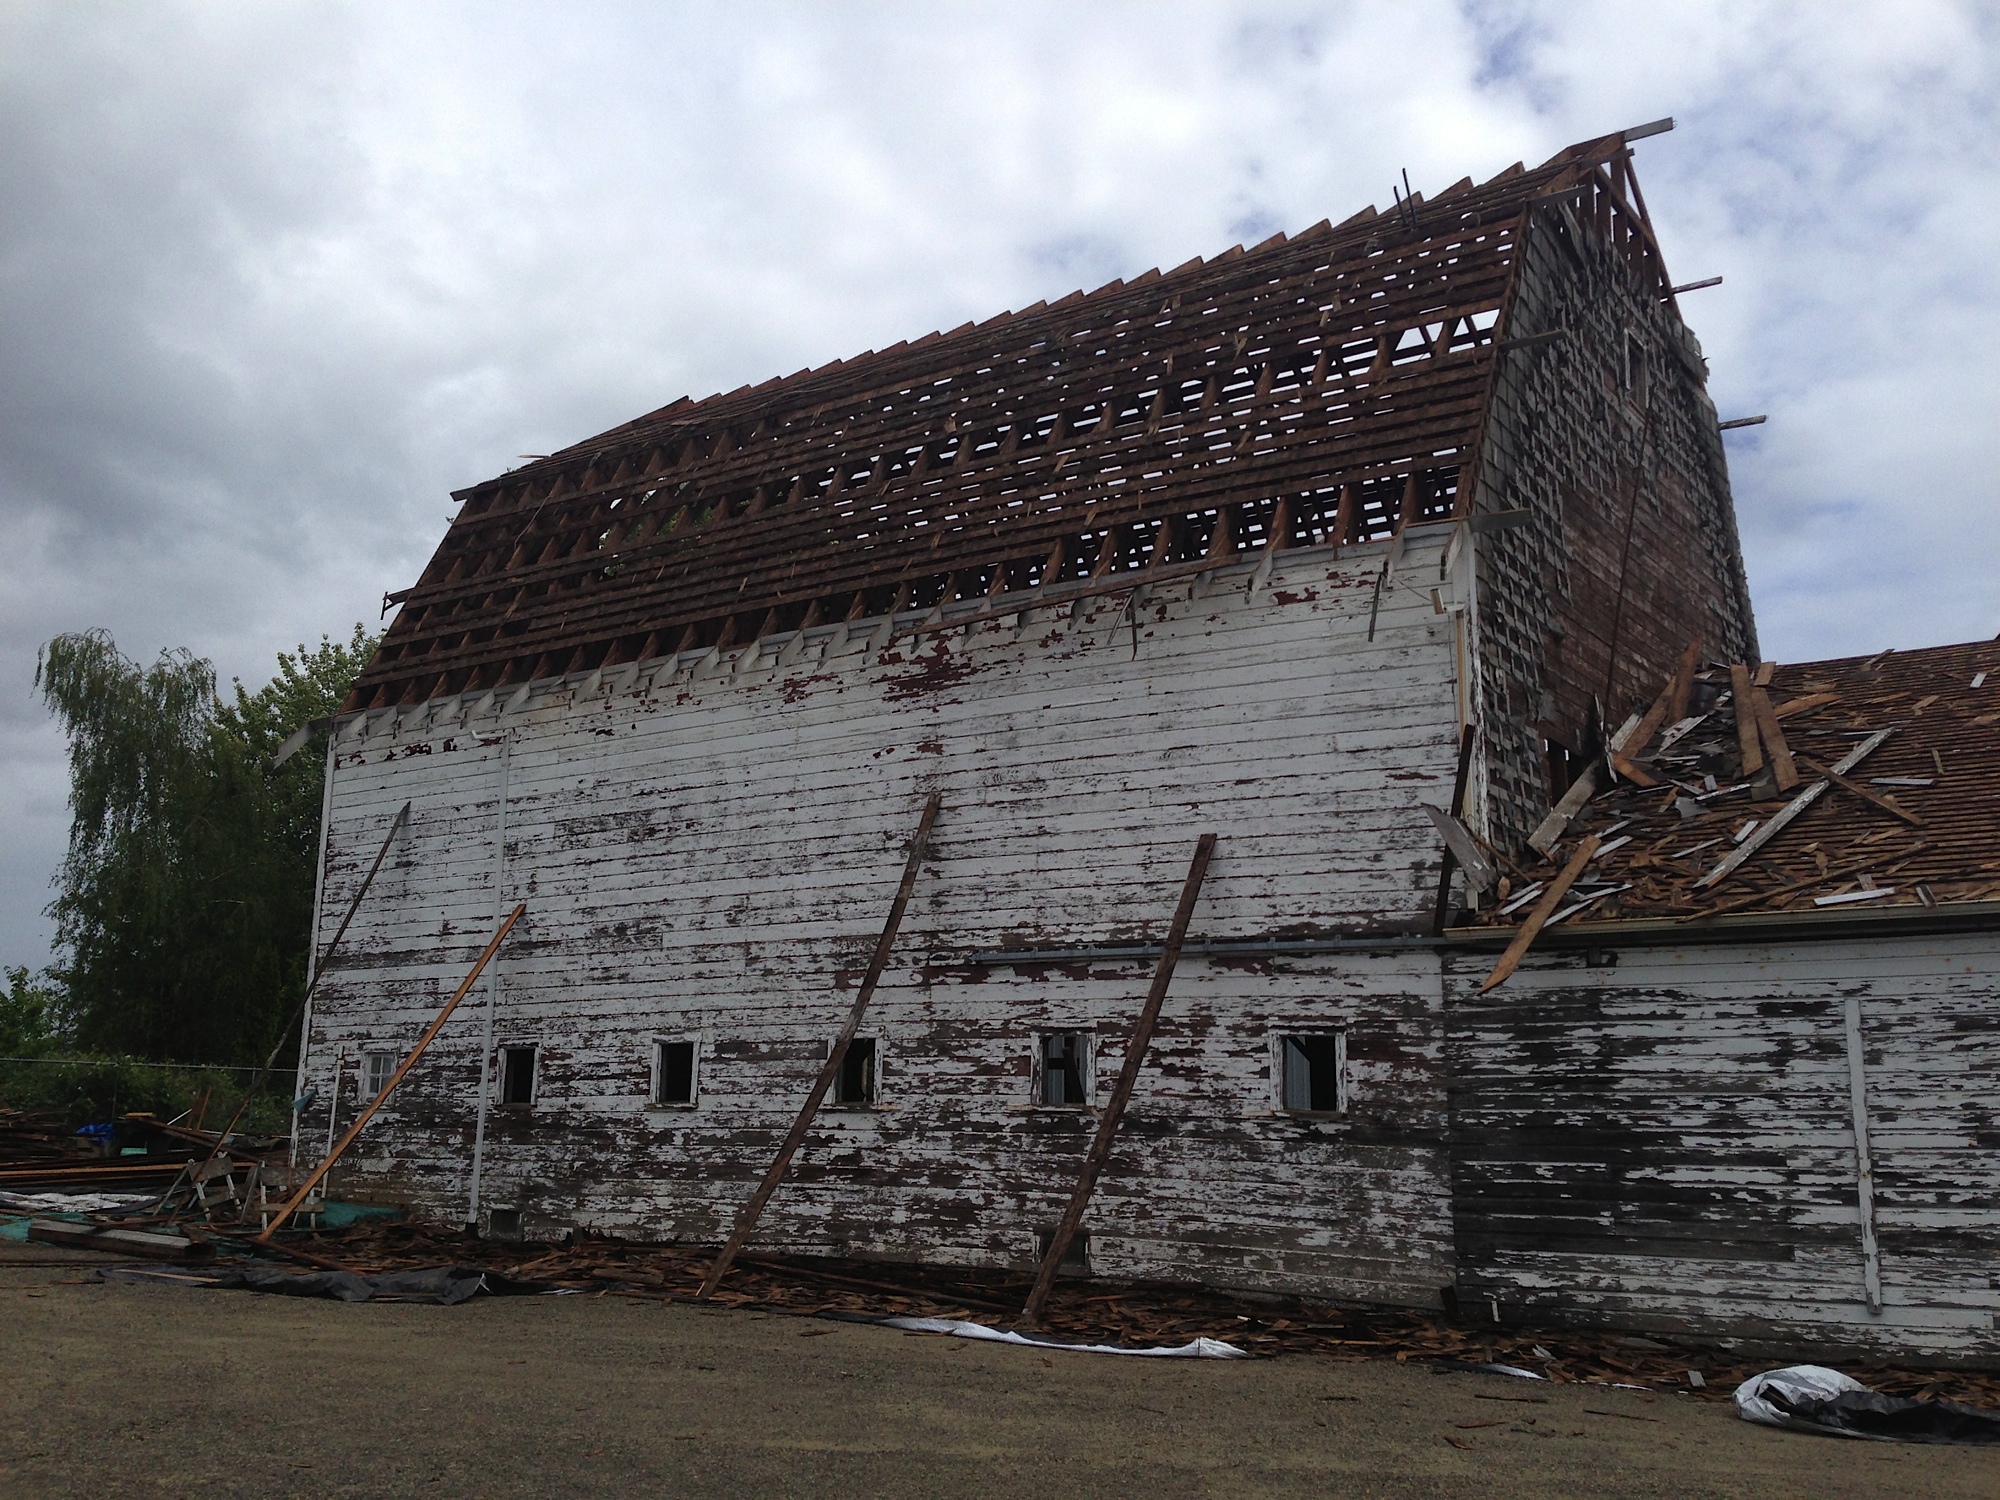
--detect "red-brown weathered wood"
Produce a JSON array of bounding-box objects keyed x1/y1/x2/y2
[
  {"x1": 1478, "y1": 836, "x2": 1600, "y2": 994},
  {"x1": 1023, "y1": 833, "x2": 1216, "y2": 1325},
  {"x1": 699, "y1": 793, "x2": 943, "y2": 1298}
]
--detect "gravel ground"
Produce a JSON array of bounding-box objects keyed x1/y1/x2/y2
[{"x1": 2, "y1": 1245, "x2": 1994, "y2": 1499}]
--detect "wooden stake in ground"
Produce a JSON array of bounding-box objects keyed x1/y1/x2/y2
[
  {"x1": 256, "y1": 902, "x2": 524, "y2": 1241},
  {"x1": 699, "y1": 793, "x2": 943, "y2": 1299},
  {"x1": 1023, "y1": 833, "x2": 1216, "y2": 1325},
  {"x1": 1478, "y1": 836, "x2": 1601, "y2": 994}
]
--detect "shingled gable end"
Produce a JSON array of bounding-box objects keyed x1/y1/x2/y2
[{"x1": 303, "y1": 129, "x2": 2000, "y2": 1353}]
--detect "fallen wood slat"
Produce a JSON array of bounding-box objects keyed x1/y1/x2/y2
[
  {"x1": 1479, "y1": 836, "x2": 1601, "y2": 994},
  {"x1": 1801, "y1": 758, "x2": 1925, "y2": 826},
  {"x1": 1729, "y1": 664, "x2": 1763, "y2": 774},
  {"x1": 1695, "y1": 730, "x2": 1895, "y2": 889},
  {"x1": 1773, "y1": 691, "x2": 1840, "y2": 719},
  {"x1": 1747, "y1": 686, "x2": 1800, "y2": 791},
  {"x1": 27, "y1": 1221, "x2": 204, "y2": 1260},
  {"x1": 1679, "y1": 842, "x2": 1929, "y2": 923},
  {"x1": 1528, "y1": 762, "x2": 1602, "y2": 855}
]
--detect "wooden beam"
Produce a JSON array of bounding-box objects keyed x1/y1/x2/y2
[
  {"x1": 1800, "y1": 758, "x2": 1925, "y2": 826},
  {"x1": 699, "y1": 793, "x2": 943, "y2": 1298},
  {"x1": 257, "y1": 902, "x2": 525, "y2": 1240},
  {"x1": 1023, "y1": 833, "x2": 1216, "y2": 1325},
  {"x1": 1729, "y1": 663, "x2": 1763, "y2": 774},
  {"x1": 1478, "y1": 835, "x2": 1600, "y2": 994},
  {"x1": 1696, "y1": 730, "x2": 1895, "y2": 889},
  {"x1": 1430, "y1": 723, "x2": 1478, "y2": 935},
  {"x1": 1747, "y1": 685, "x2": 1800, "y2": 792}
]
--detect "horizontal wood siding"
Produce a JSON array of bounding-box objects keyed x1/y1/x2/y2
[
  {"x1": 1446, "y1": 936, "x2": 2000, "y2": 1357},
  {"x1": 301, "y1": 538, "x2": 1466, "y2": 1305}
]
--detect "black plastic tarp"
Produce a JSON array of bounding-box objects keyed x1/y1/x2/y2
[{"x1": 100, "y1": 1262, "x2": 546, "y2": 1305}]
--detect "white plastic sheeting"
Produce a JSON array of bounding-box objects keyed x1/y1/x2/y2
[{"x1": 881, "y1": 1316, "x2": 1247, "y2": 1359}]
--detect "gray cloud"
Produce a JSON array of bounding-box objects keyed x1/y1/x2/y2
[{"x1": 3, "y1": 0, "x2": 1996, "y2": 971}]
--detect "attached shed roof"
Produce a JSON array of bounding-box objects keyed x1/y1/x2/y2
[
  {"x1": 348, "y1": 128, "x2": 1680, "y2": 711},
  {"x1": 1467, "y1": 638, "x2": 2000, "y2": 929}
]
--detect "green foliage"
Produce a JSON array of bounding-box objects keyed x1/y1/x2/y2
[
  {"x1": 1, "y1": 967, "x2": 69, "y2": 1056},
  {"x1": 34, "y1": 626, "x2": 377, "y2": 1066},
  {"x1": 0, "y1": 1054, "x2": 291, "y2": 1133}
]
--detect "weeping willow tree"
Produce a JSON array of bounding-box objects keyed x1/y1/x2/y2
[{"x1": 35, "y1": 626, "x2": 376, "y2": 1065}]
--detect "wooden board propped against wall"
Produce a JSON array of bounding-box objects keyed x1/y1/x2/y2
[
  {"x1": 1023, "y1": 833, "x2": 1216, "y2": 1324},
  {"x1": 699, "y1": 792, "x2": 943, "y2": 1299}
]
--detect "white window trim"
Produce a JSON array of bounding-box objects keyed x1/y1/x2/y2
[
  {"x1": 360, "y1": 1047, "x2": 401, "y2": 1103},
  {"x1": 1271, "y1": 1029, "x2": 1348, "y2": 1115},
  {"x1": 494, "y1": 1039, "x2": 541, "y2": 1109},
  {"x1": 649, "y1": 1034, "x2": 701, "y2": 1110},
  {"x1": 1029, "y1": 1029, "x2": 1096, "y2": 1110}
]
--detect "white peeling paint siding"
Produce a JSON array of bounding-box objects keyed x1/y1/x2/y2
[
  {"x1": 303, "y1": 536, "x2": 1468, "y2": 1305},
  {"x1": 1445, "y1": 934, "x2": 2000, "y2": 1358}
]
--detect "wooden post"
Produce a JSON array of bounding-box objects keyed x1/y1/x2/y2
[
  {"x1": 699, "y1": 793, "x2": 943, "y2": 1298},
  {"x1": 1431, "y1": 723, "x2": 1478, "y2": 935},
  {"x1": 1022, "y1": 833, "x2": 1216, "y2": 1325},
  {"x1": 256, "y1": 902, "x2": 525, "y2": 1241}
]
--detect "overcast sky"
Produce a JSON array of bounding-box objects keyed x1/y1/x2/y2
[{"x1": 3, "y1": 1, "x2": 1996, "y2": 975}]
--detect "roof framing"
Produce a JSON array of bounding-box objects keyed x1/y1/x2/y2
[{"x1": 348, "y1": 130, "x2": 1675, "y2": 711}]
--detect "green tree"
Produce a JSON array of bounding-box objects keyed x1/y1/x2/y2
[
  {"x1": 35, "y1": 627, "x2": 376, "y2": 1065},
  {"x1": 0, "y1": 966, "x2": 68, "y2": 1056}
]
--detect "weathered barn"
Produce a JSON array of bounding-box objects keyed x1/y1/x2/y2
[
  {"x1": 1451, "y1": 640, "x2": 2000, "y2": 1360},
  {"x1": 296, "y1": 124, "x2": 1800, "y2": 1321}
]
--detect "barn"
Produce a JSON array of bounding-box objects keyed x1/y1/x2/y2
[
  {"x1": 294, "y1": 123, "x2": 1799, "y2": 1321},
  {"x1": 1450, "y1": 639, "x2": 2000, "y2": 1359}
]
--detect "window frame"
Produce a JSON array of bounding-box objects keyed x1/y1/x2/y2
[
  {"x1": 1030, "y1": 1029, "x2": 1095, "y2": 1109},
  {"x1": 828, "y1": 1035, "x2": 880, "y2": 1110},
  {"x1": 496, "y1": 1041, "x2": 540, "y2": 1110},
  {"x1": 650, "y1": 1036, "x2": 700, "y2": 1110},
  {"x1": 360, "y1": 1048, "x2": 400, "y2": 1103},
  {"x1": 1273, "y1": 1030, "x2": 1348, "y2": 1116}
]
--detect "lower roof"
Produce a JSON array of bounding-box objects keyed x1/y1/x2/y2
[{"x1": 1463, "y1": 638, "x2": 2000, "y2": 930}]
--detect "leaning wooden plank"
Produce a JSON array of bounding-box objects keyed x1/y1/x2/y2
[
  {"x1": 1478, "y1": 836, "x2": 1601, "y2": 994},
  {"x1": 1024, "y1": 833, "x2": 1216, "y2": 1325},
  {"x1": 699, "y1": 793, "x2": 943, "y2": 1299},
  {"x1": 178, "y1": 801, "x2": 413, "y2": 1213},
  {"x1": 1729, "y1": 664, "x2": 1763, "y2": 774},
  {"x1": 256, "y1": 901, "x2": 525, "y2": 1241},
  {"x1": 1528, "y1": 762, "x2": 1602, "y2": 855},
  {"x1": 1747, "y1": 685, "x2": 1800, "y2": 792},
  {"x1": 1695, "y1": 729, "x2": 1895, "y2": 889},
  {"x1": 1804, "y1": 757, "x2": 1924, "y2": 826}
]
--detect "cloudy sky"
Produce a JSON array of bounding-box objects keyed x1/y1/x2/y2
[{"x1": 3, "y1": 0, "x2": 1996, "y2": 974}]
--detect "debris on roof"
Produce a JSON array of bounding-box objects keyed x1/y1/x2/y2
[{"x1": 1466, "y1": 638, "x2": 2000, "y2": 936}]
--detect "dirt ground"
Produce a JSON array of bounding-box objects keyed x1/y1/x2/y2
[{"x1": 2, "y1": 1244, "x2": 1994, "y2": 1499}]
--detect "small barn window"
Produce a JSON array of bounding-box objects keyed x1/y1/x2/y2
[
  {"x1": 1622, "y1": 332, "x2": 1650, "y2": 405},
  {"x1": 653, "y1": 1039, "x2": 697, "y2": 1107},
  {"x1": 1279, "y1": 1034, "x2": 1346, "y2": 1114},
  {"x1": 833, "y1": 1037, "x2": 877, "y2": 1107},
  {"x1": 499, "y1": 1045, "x2": 538, "y2": 1107},
  {"x1": 1034, "y1": 1032, "x2": 1092, "y2": 1107},
  {"x1": 362, "y1": 1050, "x2": 398, "y2": 1102}
]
